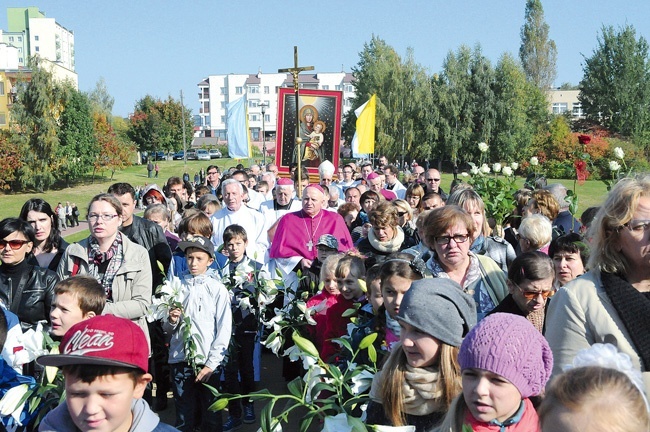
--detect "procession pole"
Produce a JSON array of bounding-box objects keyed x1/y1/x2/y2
[{"x1": 279, "y1": 46, "x2": 314, "y2": 193}]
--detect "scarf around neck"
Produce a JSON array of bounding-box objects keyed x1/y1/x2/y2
[
  {"x1": 88, "y1": 233, "x2": 124, "y2": 301},
  {"x1": 368, "y1": 226, "x2": 405, "y2": 253},
  {"x1": 401, "y1": 364, "x2": 444, "y2": 416}
]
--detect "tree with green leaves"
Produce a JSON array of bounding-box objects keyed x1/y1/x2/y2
[
  {"x1": 87, "y1": 77, "x2": 115, "y2": 117},
  {"x1": 56, "y1": 85, "x2": 99, "y2": 186},
  {"x1": 519, "y1": 0, "x2": 557, "y2": 89},
  {"x1": 493, "y1": 53, "x2": 548, "y2": 161},
  {"x1": 128, "y1": 95, "x2": 193, "y2": 155},
  {"x1": 344, "y1": 36, "x2": 434, "y2": 162},
  {"x1": 579, "y1": 25, "x2": 650, "y2": 146},
  {"x1": 10, "y1": 58, "x2": 64, "y2": 191}
]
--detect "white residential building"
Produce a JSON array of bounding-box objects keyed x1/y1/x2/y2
[{"x1": 197, "y1": 71, "x2": 355, "y2": 140}]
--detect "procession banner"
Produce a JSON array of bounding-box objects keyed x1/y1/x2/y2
[{"x1": 227, "y1": 95, "x2": 251, "y2": 159}]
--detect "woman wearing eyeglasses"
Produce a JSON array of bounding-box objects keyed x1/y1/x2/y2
[
  {"x1": 0, "y1": 218, "x2": 58, "y2": 330},
  {"x1": 57, "y1": 193, "x2": 152, "y2": 344},
  {"x1": 422, "y1": 206, "x2": 508, "y2": 321},
  {"x1": 546, "y1": 175, "x2": 650, "y2": 399},
  {"x1": 488, "y1": 252, "x2": 555, "y2": 333}
]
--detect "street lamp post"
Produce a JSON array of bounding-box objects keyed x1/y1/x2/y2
[{"x1": 260, "y1": 101, "x2": 269, "y2": 166}]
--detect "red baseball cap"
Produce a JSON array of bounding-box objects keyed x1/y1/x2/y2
[{"x1": 37, "y1": 315, "x2": 149, "y2": 372}]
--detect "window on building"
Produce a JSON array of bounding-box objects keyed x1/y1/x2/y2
[
  {"x1": 221, "y1": 101, "x2": 226, "y2": 109},
  {"x1": 249, "y1": 86, "x2": 259, "y2": 94},
  {"x1": 221, "y1": 115, "x2": 226, "y2": 123},
  {"x1": 335, "y1": 85, "x2": 342, "y2": 91},
  {"x1": 249, "y1": 100, "x2": 258, "y2": 108},
  {"x1": 264, "y1": 86, "x2": 269, "y2": 94},
  {"x1": 203, "y1": 101, "x2": 210, "y2": 113},
  {"x1": 236, "y1": 87, "x2": 243, "y2": 94},
  {"x1": 264, "y1": 114, "x2": 270, "y2": 123},
  {"x1": 220, "y1": 87, "x2": 226, "y2": 95},
  {"x1": 205, "y1": 115, "x2": 210, "y2": 125},
  {"x1": 8, "y1": 37, "x2": 13, "y2": 42},
  {"x1": 34, "y1": 35, "x2": 39, "y2": 41},
  {"x1": 345, "y1": 85, "x2": 354, "y2": 92},
  {"x1": 250, "y1": 114, "x2": 259, "y2": 122},
  {"x1": 0, "y1": 82, "x2": 4, "y2": 96},
  {"x1": 0, "y1": 113, "x2": 6, "y2": 126},
  {"x1": 322, "y1": 85, "x2": 329, "y2": 90},
  {"x1": 552, "y1": 102, "x2": 568, "y2": 114},
  {"x1": 572, "y1": 103, "x2": 583, "y2": 117},
  {"x1": 19, "y1": 58, "x2": 23, "y2": 63},
  {"x1": 201, "y1": 88, "x2": 209, "y2": 98},
  {"x1": 35, "y1": 46, "x2": 40, "y2": 52},
  {"x1": 17, "y1": 36, "x2": 22, "y2": 42}
]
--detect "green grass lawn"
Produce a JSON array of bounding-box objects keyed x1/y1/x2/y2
[{"x1": 0, "y1": 159, "x2": 609, "y2": 236}]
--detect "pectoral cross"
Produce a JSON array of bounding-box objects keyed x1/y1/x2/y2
[
  {"x1": 306, "y1": 240, "x2": 314, "y2": 251},
  {"x1": 279, "y1": 46, "x2": 314, "y2": 193}
]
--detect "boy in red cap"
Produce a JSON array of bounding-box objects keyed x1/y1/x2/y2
[{"x1": 37, "y1": 314, "x2": 177, "y2": 431}]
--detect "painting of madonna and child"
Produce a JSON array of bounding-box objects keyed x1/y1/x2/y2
[{"x1": 275, "y1": 88, "x2": 342, "y2": 175}]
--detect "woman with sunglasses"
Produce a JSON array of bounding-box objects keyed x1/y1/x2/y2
[
  {"x1": 0, "y1": 218, "x2": 58, "y2": 330},
  {"x1": 19, "y1": 198, "x2": 69, "y2": 272},
  {"x1": 489, "y1": 251, "x2": 555, "y2": 333},
  {"x1": 392, "y1": 199, "x2": 419, "y2": 250},
  {"x1": 57, "y1": 194, "x2": 152, "y2": 345},
  {"x1": 547, "y1": 175, "x2": 650, "y2": 399},
  {"x1": 422, "y1": 206, "x2": 508, "y2": 321}
]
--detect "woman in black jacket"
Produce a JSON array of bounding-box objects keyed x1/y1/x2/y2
[{"x1": 0, "y1": 218, "x2": 58, "y2": 330}]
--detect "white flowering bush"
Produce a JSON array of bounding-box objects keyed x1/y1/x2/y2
[
  {"x1": 604, "y1": 147, "x2": 632, "y2": 192},
  {"x1": 466, "y1": 160, "x2": 518, "y2": 230}
]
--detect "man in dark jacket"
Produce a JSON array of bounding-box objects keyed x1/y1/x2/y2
[{"x1": 108, "y1": 182, "x2": 173, "y2": 411}]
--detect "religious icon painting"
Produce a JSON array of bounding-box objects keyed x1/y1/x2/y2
[{"x1": 275, "y1": 88, "x2": 342, "y2": 176}]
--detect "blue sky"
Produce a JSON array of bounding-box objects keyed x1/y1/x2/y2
[{"x1": 2, "y1": 1, "x2": 648, "y2": 117}]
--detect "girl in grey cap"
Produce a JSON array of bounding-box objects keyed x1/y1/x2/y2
[{"x1": 366, "y1": 278, "x2": 477, "y2": 432}]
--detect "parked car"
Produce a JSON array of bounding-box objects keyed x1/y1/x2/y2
[
  {"x1": 209, "y1": 149, "x2": 222, "y2": 159},
  {"x1": 172, "y1": 151, "x2": 185, "y2": 160},
  {"x1": 186, "y1": 150, "x2": 198, "y2": 160},
  {"x1": 197, "y1": 149, "x2": 210, "y2": 161},
  {"x1": 154, "y1": 151, "x2": 166, "y2": 161}
]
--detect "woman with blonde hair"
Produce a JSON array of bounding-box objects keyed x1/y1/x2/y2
[
  {"x1": 357, "y1": 201, "x2": 406, "y2": 268},
  {"x1": 392, "y1": 199, "x2": 419, "y2": 249},
  {"x1": 367, "y1": 278, "x2": 476, "y2": 431},
  {"x1": 546, "y1": 174, "x2": 650, "y2": 399},
  {"x1": 405, "y1": 183, "x2": 426, "y2": 219},
  {"x1": 517, "y1": 213, "x2": 553, "y2": 254}
]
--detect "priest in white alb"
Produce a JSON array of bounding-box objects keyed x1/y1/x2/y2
[{"x1": 211, "y1": 179, "x2": 268, "y2": 264}]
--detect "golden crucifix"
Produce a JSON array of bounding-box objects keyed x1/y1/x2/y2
[{"x1": 278, "y1": 46, "x2": 314, "y2": 193}]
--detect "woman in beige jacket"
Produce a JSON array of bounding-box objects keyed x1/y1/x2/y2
[
  {"x1": 546, "y1": 175, "x2": 650, "y2": 398},
  {"x1": 57, "y1": 194, "x2": 152, "y2": 345}
]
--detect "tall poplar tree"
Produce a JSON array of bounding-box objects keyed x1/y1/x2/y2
[{"x1": 519, "y1": 0, "x2": 557, "y2": 89}]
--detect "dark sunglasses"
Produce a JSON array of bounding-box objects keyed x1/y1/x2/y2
[{"x1": 0, "y1": 239, "x2": 30, "y2": 250}]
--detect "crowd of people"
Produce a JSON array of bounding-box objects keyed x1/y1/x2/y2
[{"x1": 0, "y1": 156, "x2": 648, "y2": 432}]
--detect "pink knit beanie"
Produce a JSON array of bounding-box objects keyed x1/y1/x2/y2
[{"x1": 458, "y1": 313, "x2": 553, "y2": 398}]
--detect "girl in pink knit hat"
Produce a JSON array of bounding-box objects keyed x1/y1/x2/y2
[{"x1": 437, "y1": 313, "x2": 553, "y2": 432}]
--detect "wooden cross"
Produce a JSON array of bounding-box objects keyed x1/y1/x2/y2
[{"x1": 278, "y1": 46, "x2": 314, "y2": 193}]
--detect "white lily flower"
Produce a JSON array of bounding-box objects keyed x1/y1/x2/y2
[
  {"x1": 311, "y1": 299, "x2": 328, "y2": 314},
  {"x1": 322, "y1": 413, "x2": 353, "y2": 432},
  {"x1": 502, "y1": 166, "x2": 513, "y2": 177},
  {"x1": 609, "y1": 160, "x2": 621, "y2": 171},
  {"x1": 263, "y1": 334, "x2": 282, "y2": 355},
  {"x1": 492, "y1": 162, "x2": 502, "y2": 173},
  {"x1": 470, "y1": 166, "x2": 479, "y2": 175},
  {"x1": 0, "y1": 383, "x2": 29, "y2": 423},
  {"x1": 14, "y1": 325, "x2": 47, "y2": 366},
  {"x1": 238, "y1": 296, "x2": 252, "y2": 312},
  {"x1": 530, "y1": 156, "x2": 539, "y2": 166},
  {"x1": 284, "y1": 345, "x2": 317, "y2": 369},
  {"x1": 480, "y1": 163, "x2": 490, "y2": 174},
  {"x1": 614, "y1": 147, "x2": 625, "y2": 160},
  {"x1": 461, "y1": 172, "x2": 469, "y2": 177},
  {"x1": 350, "y1": 369, "x2": 375, "y2": 395},
  {"x1": 478, "y1": 142, "x2": 489, "y2": 153},
  {"x1": 303, "y1": 307, "x2": 317, "y2": 326},
  {"x1": 510, "y1": 162, "x2": 519, "y2": 170}
]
